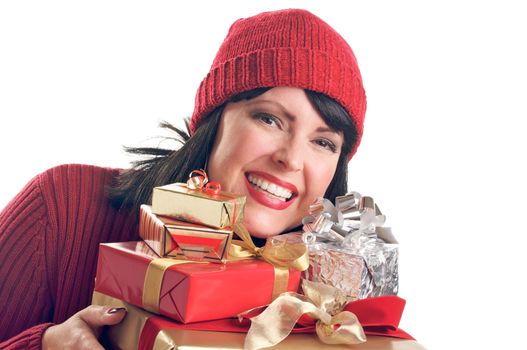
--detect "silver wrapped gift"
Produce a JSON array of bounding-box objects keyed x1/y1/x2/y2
[{"x1": 269, "y1": 192, "x2": 398, "y2": 301}]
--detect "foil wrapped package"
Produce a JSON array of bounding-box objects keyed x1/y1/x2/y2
[
  {"x1": 270, "y1": 192, "x2": 398, "y2": 301},
  {"x1": 151, "y1": 170, "x2": 245, "y2": 230},
  {"x1": 139, "y1": 204, "x2": 232, "y2": 263},
  {"x1": 307, "y1": 239, "x2": 398, "y2": 300}
]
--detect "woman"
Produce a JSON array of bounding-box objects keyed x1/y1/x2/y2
[{"x1": 0, "y1": 8, "x2": 366, "y2": 349}]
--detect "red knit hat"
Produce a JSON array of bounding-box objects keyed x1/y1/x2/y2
[{"x1": 190, "y1": 9, "x2": 366, "y2": 158}]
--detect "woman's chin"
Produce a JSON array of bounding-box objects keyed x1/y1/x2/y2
[
  {"x1": 242, "y1": 221, "x2": 282, "y2": 239},
  {"x1": 246, "y1": 227, "x2": 281, "y2": 239},
  {"x1": 243, "y1": 221, "x2": 298, "y2": 239}
]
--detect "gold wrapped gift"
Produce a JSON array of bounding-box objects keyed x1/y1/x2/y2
[
  {"x1": 139, "y1": 205, "x2": 233, "y2": 263},
  {"x1": 93, "y1": 292, "x2": 426, "y2": 350},
  {"x1": 152, "y1": 183, "x2": 245, "y2": 229}
]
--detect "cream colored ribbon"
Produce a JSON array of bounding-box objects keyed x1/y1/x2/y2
[{"x1": 243, "y1": 279, "x2": 366, "y2": 350}]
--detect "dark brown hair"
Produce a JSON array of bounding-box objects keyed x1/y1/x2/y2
[{"x1": 108, "y1": 88, "x2": 358, "y2": 226}]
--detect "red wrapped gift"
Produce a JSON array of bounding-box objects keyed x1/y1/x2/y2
[
  {"x1": 92, "y1": 291, "x2": 419, "y2": 350},
  {"x1": 94, "y1": 241, "x2": 301, "y2": 324},
  {"x1": 139, "y1": 205, "x2": 232, "y2": 263}
]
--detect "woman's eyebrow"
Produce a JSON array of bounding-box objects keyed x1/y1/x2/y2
[
  {"x1": 248, "y1": 99, "x2": 296, "y2": 121},
  {"x1": 316, "y1": 126, "x2": 339, "y2": 134}
]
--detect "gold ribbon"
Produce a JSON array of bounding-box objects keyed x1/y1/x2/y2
[
  {"x1": 243, "y1": 279, "x2": 367, "y2": 350},
  {"x1": 142, "y1": 258, "x2": 197, "y2": 314},
  {"x1": 232, "y1": 223, "x2": 309, "y2": 270},
  {"x1": 230, "y1": 223, "x2": 309, "y2": 300}
]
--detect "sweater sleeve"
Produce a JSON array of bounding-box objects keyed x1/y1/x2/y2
[
  {"x1": 1, "y1": 164, "x2": 137, "y2": 350},
  {"x1": 0, "y1": 323, "x2": 54, "y2": 350},
  {"x1": 0, "y1": 174, "x2": 55, "y2": 349}
]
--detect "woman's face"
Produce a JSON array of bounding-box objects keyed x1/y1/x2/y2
[{"x1": 207, "y1": 87, "x2": 343, "y2": 238}]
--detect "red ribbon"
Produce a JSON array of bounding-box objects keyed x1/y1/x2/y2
[
  {"x1": 238, "y1": 295, "x2": 413, "y2": 339},
  {"x1": 294, "y1": 296, "x2": 414, "y2": 339},
  {"x1": 186, "y1": 169, "x2": 222, "y2": 196},
  {"x1": 138, "y1": 295, "x2": 413, "y2": 350}
]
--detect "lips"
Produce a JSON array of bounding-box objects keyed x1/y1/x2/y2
[
  {"x1": 244, "y1": 171, "x2": 298, "y2": 210},
  {"x1": 247, "y1": 174, "x2": 294, "y2": 201}
]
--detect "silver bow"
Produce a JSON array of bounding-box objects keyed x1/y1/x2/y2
[{"x1": 302, "y1": 192, "x2": 399, "y2": 299}]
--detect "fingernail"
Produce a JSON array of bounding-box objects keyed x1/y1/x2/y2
[{"x1": 107, "y1": 307, "x2": 127, "y2": 314}]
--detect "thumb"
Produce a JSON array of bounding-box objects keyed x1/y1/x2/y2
[{"x1": 76, "y1": 305, "x2": 127, "y2": 330}]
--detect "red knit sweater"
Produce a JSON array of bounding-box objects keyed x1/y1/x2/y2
[{"x1": 0, "y1": 164, "x2": 138, "y2": 349}]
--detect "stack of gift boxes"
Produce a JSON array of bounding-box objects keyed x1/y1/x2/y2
[
  {"x1": 92, "y1": 178, "x2": 304, "y2": 349},
  {"x1": 92, "y1": 174, "x2": 401, "y2": 349}
]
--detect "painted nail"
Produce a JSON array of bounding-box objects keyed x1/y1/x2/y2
[{"x1": 107, "y1": 307, "x2": 126, "y2": 314}]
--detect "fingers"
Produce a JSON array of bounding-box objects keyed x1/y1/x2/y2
[
  {"x1": 104, "y1": 307, "x2": 128, "y2": 325},
  {"x1": 76, "y1": 304, "x2": 127, "y2": 330}
]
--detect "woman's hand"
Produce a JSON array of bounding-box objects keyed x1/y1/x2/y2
[{"x1": 42, "y1": 305, "x2": 127, "y2": 350}]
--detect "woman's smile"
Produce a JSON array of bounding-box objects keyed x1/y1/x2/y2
[{"x1": 244, "y1": 171, "x2": 298, "y2": 209}]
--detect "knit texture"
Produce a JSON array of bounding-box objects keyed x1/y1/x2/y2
[
  {"x1": 190, "y1": 9, "x2": 366, "y2": 158},
  {"x1": 0, "y1": 164, "x2": 138, "y2": 349}
]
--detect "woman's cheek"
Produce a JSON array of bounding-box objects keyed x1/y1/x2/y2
[{"x1": 303, "y1": 157, "x2": 337, "y2": 201}]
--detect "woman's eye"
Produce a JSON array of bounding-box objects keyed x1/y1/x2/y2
[
  {"x1": 314, "y1": 138, "x2": 337, "y2": 153},
  {"x1": 254, "y1": 113, "x2": 281, "y2": 128}
]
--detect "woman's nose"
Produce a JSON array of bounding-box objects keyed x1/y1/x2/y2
[{"x1": 271, "y1": 136, "x2": 304, "y2": 172}]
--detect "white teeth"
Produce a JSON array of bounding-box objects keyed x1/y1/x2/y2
[{"x1": 247, "y1": 174, "x2": 294, "y2": 200}]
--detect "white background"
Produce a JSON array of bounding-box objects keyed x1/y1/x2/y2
[{"x1": 1, "y1": 1, "x2": 526, "y2": 349}]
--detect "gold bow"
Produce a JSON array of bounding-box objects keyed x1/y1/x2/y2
[
  {"x1": 243, "y1": 279, "x2": 366, "y2": 350},
  {"x1": 231, "y1": 223, "x2": 309, "y2": 270},
  {"x1": 230, "y1": 223, "x2": 309, "y2": 300}
]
